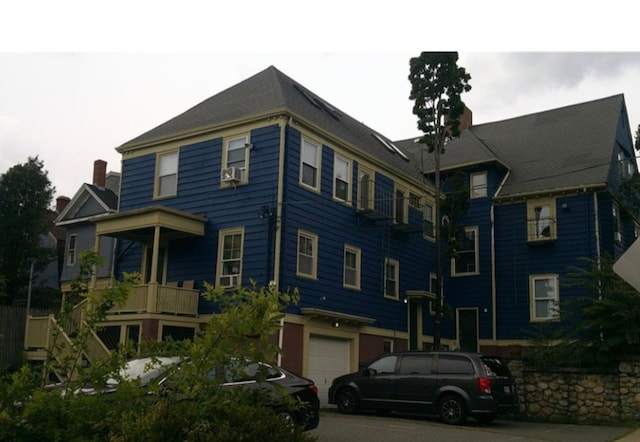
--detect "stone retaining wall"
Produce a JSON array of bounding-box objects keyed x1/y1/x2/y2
[{"x1": 507, "y1": 360, "x2": 640, "y2": 424}]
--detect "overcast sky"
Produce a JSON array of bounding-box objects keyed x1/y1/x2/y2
[{"x1": 2, "y1": 3, "x2": 639, "y2": 203}]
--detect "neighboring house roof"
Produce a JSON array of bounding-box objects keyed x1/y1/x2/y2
[
  {"x1": 396, "y1": 94, "x2": 626, "y2": 198},
  {"x1": 56, "y1": 183, "x2": 119, "y2": 225},
  {"x1": 117, "y1": 65, "x2": 428, "y2": 185}
]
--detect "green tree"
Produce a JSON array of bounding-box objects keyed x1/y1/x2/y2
[
  {"x1": 0, "y1": 157, "x2": 55, "y2": 306},
  {"x1": 1, "y1": 260, "x2": 315, "y2": 441},
  {"x1": 409, "y1": 52, "x2": 471, "y2": 350},
  {"x1": 527, "y1": 255, "x2": 640, "y2": 368}
]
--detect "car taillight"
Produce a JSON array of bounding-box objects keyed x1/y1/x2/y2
[
  {"x1": 310, "y1": 385, "x2": 318, "y2": 396},
  {"x1": 478, "y1": 377, "x2": 492, "y2": 394}
]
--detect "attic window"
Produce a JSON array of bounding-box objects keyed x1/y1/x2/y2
[
  {"x1": 372, "y1": 133, "x2": 410, "y2": 161},
  {"x1": 294, "y1": 84, "x2": 340, "y2": 120}
]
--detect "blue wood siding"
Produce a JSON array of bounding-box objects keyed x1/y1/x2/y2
[
  {"x1": 116, "y1": 124, "x2": 281, "y2": 312},
  {"x1": 61, "y1": 223, "x2": 114, "y2": 283},
  {"x1": 493, "y1": 193, "x2": 599, "y2": 339},
  {"x1": 279, "y1": 127, "x2": 433, "y2": 332}
]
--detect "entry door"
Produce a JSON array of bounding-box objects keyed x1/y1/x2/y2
[{"x1": 458, "y1": 308, "x2": 478, "y2": 352}]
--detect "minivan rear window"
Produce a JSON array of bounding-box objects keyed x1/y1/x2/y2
[
  {"x1": 481, "y1": 357, "x2": 512, "y2": 377},
  {"x1": 437, "y1": 355, "x2": 474, "y2": 374}
]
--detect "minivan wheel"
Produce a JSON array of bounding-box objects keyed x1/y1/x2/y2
[
  {"x1": 336, "y1": 388, "x2": 359, "y2": 414},
  {"x1": 439, "y1": 395, "x2": 466, "y2": 425}
]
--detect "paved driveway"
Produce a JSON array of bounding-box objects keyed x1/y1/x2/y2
[{"x1": 309, "y1": 409, "x2": 635, "y2": 442}]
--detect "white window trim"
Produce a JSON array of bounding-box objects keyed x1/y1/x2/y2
[
  {"x1": 470, "y1": 171, "x2": 488, "y2": 199},
  {"x1": 297, "y1": 230, "x2": 318, "y2": 279},
  {"x1": 384, "y1": 257, "x2": 399, "y2": 300},
  {"x1": 222, "y1": 133, "x2": 251, "y2": 185},
  {"x1": 217, "y1": 227, "x2": 244, "y2": 289},
  {"x1": 394, "y1": 185, "x2": 408, "y2": 224},
  {"x1": 357, "y1": 166, "x2": 374, "y2": 211},
  {"x1": 155, "y1": 150, "x2": 179, "y2": 199},
  {"x1": 530, "y1": 274, "x2": 560, "y2": 322},
  {"x1": 66, "y1": 234, "x2": 77, "y2": 266},
  {"x1": 343, "y1": 245, "x2": 361, "y2": 290},
  {"x1": 423, "y1": 201, "x2": 435, "y2": 240},
  {"x1": 299, "y1": 136, "x2": 321, "y2": 193},
  {"x1": 333, "y1": 154, "x2": 352, "y2": 204},
  {"x1": 451, "y1": 226, "x2": 479, "y2": 276},
  {"x1": 527, "y1": 198, "x2": 557, "y2": 241}
]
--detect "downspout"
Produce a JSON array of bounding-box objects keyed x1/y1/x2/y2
[
  {"x1": 275, "y1": 115, "x2": 291, "y2": 366},
  {"x1": 491, "y1": 170, "x2": 510, "y2": 342},
  {"x1": 594, "y1": 192, "x2": 601, "y2": 267}
]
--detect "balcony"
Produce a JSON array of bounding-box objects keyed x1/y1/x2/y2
[
  {"x1": 357, "y1": 185, "x2": 393, "y2": 220},
  {"x1": 103, "y1": 283, "x2": 199, "y2": 316},
  {"x1": 24, "y1": 283, "x2": 199, "y2": 361}
]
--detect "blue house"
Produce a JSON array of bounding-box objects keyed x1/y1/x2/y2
[
  {"x1": 25, "y1": 68, "x2": 637, "y2": 395},
  {"x1": 398, "y1": 94, "x2": 639, "y2": 356},
  {"x1": 85, "y1": 66, "x2": 437, "y2": 398}
]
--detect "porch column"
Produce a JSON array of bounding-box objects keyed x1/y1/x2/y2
[{"x1": 146, "y1": 225, "x2": 161, "y2": 313}]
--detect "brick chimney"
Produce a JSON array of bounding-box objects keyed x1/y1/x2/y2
[
  {"x1": 458, "y1": 105, "x2": 473, "y2": 131},
  {"x1": 93, "y1": 159, "x2": 107, "y2": 187},
  {"x1": 56, "y1": 196, "x2": 71, "y2": 214}
]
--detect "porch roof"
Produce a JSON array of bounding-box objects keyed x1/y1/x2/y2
[{"x1": 90, "y1": 205, "x2": 207, "y2": 242}]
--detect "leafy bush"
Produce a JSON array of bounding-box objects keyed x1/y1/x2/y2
[{"x1": 1, "y1": 251, "x2": 317, "y2": 441}]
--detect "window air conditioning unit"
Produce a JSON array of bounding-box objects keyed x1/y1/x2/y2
[
  {"x1": 221, "y1": 167, "x2": 242, "y2": 183},
  {"x1": 220, "y1": 274, "x2": 239, "y2": 288},
  {"x1": 614, "y1": 232, "x2": 622, "y2": 242}
]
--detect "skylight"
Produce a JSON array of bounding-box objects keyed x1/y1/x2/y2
[
  {"x1": 294, "y1": 84, "x2": 340, "y2": 120},
  {"x1": 372, "y1": 133, "x2": 410, "y2": 161}
]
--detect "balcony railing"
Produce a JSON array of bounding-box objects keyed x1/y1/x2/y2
[
  {"x1": 25, "y1": 283, "x2": 199, "y2": 357},
  {"x1": 104, "y1": 284, "x2": 199, "y2": 316}
]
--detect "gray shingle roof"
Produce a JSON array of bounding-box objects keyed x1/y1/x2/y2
[
  {"x1": 118, "y1": 66, "x2": 427, "y2": 183},
  {"x1": 396, "y1": 94, "x2": 626, "y2": 198}
]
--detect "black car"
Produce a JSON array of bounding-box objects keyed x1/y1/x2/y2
[
  {"x1": 51, "y1": 356, "x2": 320, "y2": 431},
  {"x1": 328, "y1": 351, "x2": 518, "y2": 425}
]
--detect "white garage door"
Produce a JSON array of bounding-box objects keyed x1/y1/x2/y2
[{"x1": 308, "y1": 335, "x2": 351, "y2": 406}]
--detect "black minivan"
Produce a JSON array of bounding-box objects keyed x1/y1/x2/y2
[{"x1": 328, "y1": 351, "x2": 519, "y2": 425}]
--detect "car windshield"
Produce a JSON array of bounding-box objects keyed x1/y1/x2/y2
[
  {"x1": 481, "y1": 357, "x2": 512, "y2": 377},
  {"x1": 106, "y1": 357, "x2": 181, "y2": 386}
]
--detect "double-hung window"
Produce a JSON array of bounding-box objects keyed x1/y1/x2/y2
[
  {"x1": 452, "y1": 226, "x2": 478, "y2": 276},
  {"x1": 343, "y1": 245, "x2": 361, "y2": 290},
  {"x1": 66, "y1": 234, "x2": 77, "y2": 266},
  {"x1": 217, "y1": 228, "x2": 244, "y2": 288},
  {"x1": 300, "y1": 138, "x2": 320, "y2": 191},
  {"x1": 297, "y1": 230, "x2": 318, "y2": 279},
  {"x1": 357, "y1": 167, "x2": 373, "y2": 211},
  {"x1": 470, "y1": 171, "x2": 487, "y2": 198},
  {"x1": 334, "y1": 155, "x2": 351, "y2": 203},
  {"x1": 384, "y1": 258, "x2": 399, "y2": 300},
  {"x1": 156, "y1": 151, "x2": 178, "y2": 197},
  {"x1": 527, "y1": 198, "x2": 556, "y2": 241},
  {"x1": 423, "y1": 202, "x2": 435, "y2": 239},
  {"x1": 530, "y1": 274, "x2": 559, "y2": 321},
  {"x1": 223, "y1": 134, "x2": 250, "y2": 183}
]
